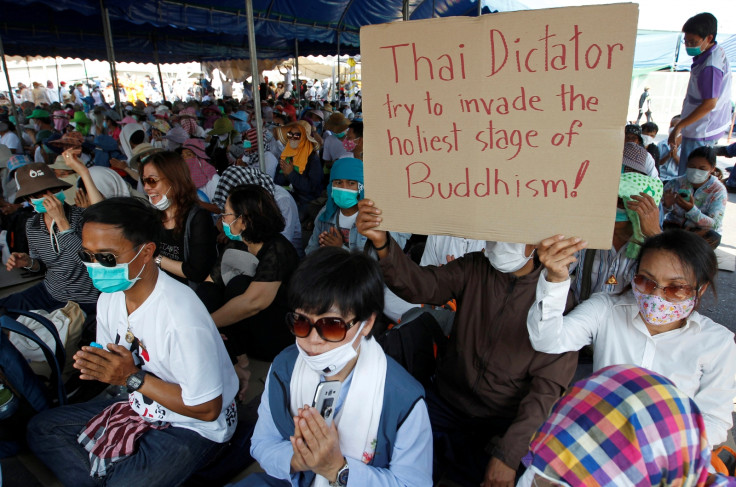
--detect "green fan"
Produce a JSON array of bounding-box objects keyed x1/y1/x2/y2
[{"x1": 618, "y1": 173, "x2": 663, "y2": 259}]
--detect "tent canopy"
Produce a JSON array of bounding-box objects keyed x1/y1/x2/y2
[{"x1": 1, "y1": 0, "x2": 734, "y2": 71}]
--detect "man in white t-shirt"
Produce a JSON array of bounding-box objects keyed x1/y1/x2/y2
[{"x1": 28, "y1": 197, "x2": 239, "y2": 486}]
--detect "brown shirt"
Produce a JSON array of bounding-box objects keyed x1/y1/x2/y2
[{"x1": 379, "y1": 237, "x2": 577, "y2": 467}]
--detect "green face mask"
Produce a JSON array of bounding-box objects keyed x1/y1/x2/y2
[{"x1": 30, "y1": 191, "x2": 66, "y2": 213}]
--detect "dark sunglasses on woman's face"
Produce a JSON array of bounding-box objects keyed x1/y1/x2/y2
[
  {"x1": 141, "y1": 176, "x2": 163, "y2": 187},
  {"x1": 285, "y1": 312, "x2": 357, "y2": 342},
  {"x1": 286, "y1": 132, "x2": 301, "y2": 140}
]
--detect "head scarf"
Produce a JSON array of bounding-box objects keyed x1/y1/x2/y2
[
  {"x1": 618, "y1": 172, "x2": 663, "y2": 259},
  {"x1": 279, "y1": 121, "x2": 316, "y2": 175},
  {"x1": 119, "y1": 122, "x2": 146, "y2": 160},
  {"x1": 230, "y1": 110, "x2": 251, "y2": 133},
  {"x1": 52, "y1": 110, "x2": 69, "y2": 132},
  {"x1": 320, "y1": 157, "x2": 364, "y2": 223},
  {"x1": 178, "y1": 107, "x2": 199, "y2": 136},
  {"x1": 522, "y1": 365, "x2": 731, "y2": 487},
  {"x1": 81, "y1": 167, "x2": 130, "y2": 199}
]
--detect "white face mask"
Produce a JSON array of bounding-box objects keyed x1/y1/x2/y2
[
  {"x1": 296, "y1": 321, "x2": 366, "y2": 377},
  {"x1": 641, "y1": 134, "x2": 654, "y2": 146},
  {"x1": 148, "y1": 187, "x2": 171, "y2": 211},
  {"x1": 485, "y1": 241, "x2": 535, "y2": 274},
  {"x1": 288, "y1": 139, "x2": 300, "y2": 150},
  {"x1": 686, "y1": 168, "x2": 710, "y2": 185}
]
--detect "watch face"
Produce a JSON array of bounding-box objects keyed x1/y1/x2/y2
[
  {"x1": 337, "y1": 467, "x2": 349, "y2": 485},
  {"x1": 127, "y1": 373, "x2": 144, "y2": 391}
]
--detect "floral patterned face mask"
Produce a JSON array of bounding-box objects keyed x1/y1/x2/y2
[{"x1": 632, "y1": 286, "x2": 696, "y2": 326}]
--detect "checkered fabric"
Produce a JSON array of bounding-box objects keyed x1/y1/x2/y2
[
  {"x1": 212, "y1": 165, "x2": 275, "y2": 210},
  {"x1": 526, "y1": 364, "x2": 730, "y2": 486}
]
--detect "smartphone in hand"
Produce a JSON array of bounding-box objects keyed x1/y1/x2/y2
[{"x1": 312, "y1": 381, "x2": 341, "y2": 426}]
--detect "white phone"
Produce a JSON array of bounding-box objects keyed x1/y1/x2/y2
[{"x1": 312, "y1": 380, "x2": 341, "y2": 426}]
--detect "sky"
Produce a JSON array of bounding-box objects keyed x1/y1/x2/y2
[{"x1": 516, "y1": 0, "x2": 736, "y2": 34}]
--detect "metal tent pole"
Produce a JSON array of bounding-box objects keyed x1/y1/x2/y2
[
  {"x1": 0, "y1": 35, "x2": 25, "y2": 152},
  {"x1": 478, "y1": 0, "x2": 482, "y2": 16},
  {"x1": 336, "y1": 32, "x2": 340, "y2": 102},
  {"x1": 403, "y1": 0, "x2": 410, "y2": 20},
  {"x1": 152, "y1": 37, "x2": 167, "y2": 102},
  {"x1": 54, "y1": 56, "x2": 62, "y2": 102},
  {"x1": 100, "y1": 0, "x2": 122, "y2": 114},
  {"x1": 294, "y1": 39, "x2": 300, "y2": 105},
  {"x1": 246, "y1": 0, "x2": 265, "y2": 173}
]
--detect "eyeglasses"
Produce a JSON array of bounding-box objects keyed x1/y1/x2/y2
[
  {"x1": 141, "y1": 176, "x2": 163, "y2": 187},
  {"x1": 285, "y1": 312, "x2": 357, "y2": 342},
  {"x1": 219, "y1": 212, "x2": 240, "y2": 221},
  {"x1": 286, "y1": 132, "x2": 301, "y2": 140},
  {"x1": 78, "y1": 246, "x2": 141, "y2": 268},
  {"x1": 633, "y1": 274, "x2": 697, "y2": 303}
]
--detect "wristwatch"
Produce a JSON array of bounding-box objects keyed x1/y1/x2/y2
[
  {"x1": 125, "y1": 370, "x2": 147, "y2": 393},
  {"x1": 329, "y1": 460, "x2": 349, "y2": 487},
  {"x1": 154, "y1": 255, "x2": 163, "y2": 266}
]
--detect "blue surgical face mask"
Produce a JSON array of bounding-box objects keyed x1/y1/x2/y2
[
  {"x1": 334, "y1": 130, "x2": 347, "y2": 139},
  {"x1": 615, "y1": 207, "x2": 629, "y2": 222},
  {"x1": 30, "y1": 191, "x2": 66, "y2": 213},
  {"x1": 332, "y1": 187, "x2": 359, "y2": 209},
  {"x1": 83, "y1": 245, "x2": 146, "y2": 293},
  {"x1": 222, "y1": 219, "x2": 242, "y2": 241}
]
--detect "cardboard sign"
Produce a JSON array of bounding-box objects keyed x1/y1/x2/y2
[{"x1": 360, "y1": 4, "x2": 638, "y2": 248}]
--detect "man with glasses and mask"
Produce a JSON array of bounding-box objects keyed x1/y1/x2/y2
[
  {"x1": 239, "y1": 247, "x2": 432, "y2": 487},
  {"x1": 28, "y1": 197, "x2": 239, "y2": 486},
  {"x1": 668, "y1": 12, "x2": 732, "y2": 177}
]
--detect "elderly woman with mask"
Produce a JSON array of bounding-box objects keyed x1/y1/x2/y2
[{"x1": 357, "y1": 200, "x2": 578, "y2": 487}]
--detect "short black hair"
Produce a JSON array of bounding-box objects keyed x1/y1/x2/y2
[
  {"x1": 288, "y1": 247, "x2": 384, "y2": 335},
  {"x1": 637, "y1": 229, "x2": 718, "y2": 306},
  {"x1": 227, "y1": 184, "x2": 285, "y2": 243},
  {"x1": 641, "y1": 122, "x2": 658, "y2": 134},
  {"x1": 687, "y1": 146, "x2": 716, "y2": 167},
  {"x1": 683, "y1": 12, "x2": 717, "y2": 41},
  {"x1": 81, "y1": 197, "x2": 162, "y2": 255},
  {"x1": 129, "y1": 130, "x2": 145, "y2": 145},
  {"x1": 349, "y1": 121, "x2": 363, "y2": 138}
]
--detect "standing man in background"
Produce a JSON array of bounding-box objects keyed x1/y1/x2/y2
[{"x1": 669, "y1": 12, "x2": 732, "y2": 177}]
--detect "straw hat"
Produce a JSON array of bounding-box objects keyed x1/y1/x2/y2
[
  {"x1": 324, "y1": 112, "x2": 350, "y2": 133},
  {"x1": 274, "y1": 121, "x2": 320, "y2": 150}
]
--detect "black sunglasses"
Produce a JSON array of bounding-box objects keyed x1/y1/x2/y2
[
  {"x1": 285, "y1": 312, "x2": 357, "y2": 342},
  {"x1": 78, "y1": 245, "x2": 141, "y2": 268}
]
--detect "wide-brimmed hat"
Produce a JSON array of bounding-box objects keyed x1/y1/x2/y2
[
  {"x1": 120, "y1": 116, "x2": 138, "y2": 125},
  {"x1": 274, "y1": 121, "x2": 320, "y2": 150},
  {"x1": 7, "y1": 154, "x2": 32, "y2": 174},
  {"x1": 154, "y1": 105, "x2": 170, "y2": 118},
  {"x1": 48, "y1": 131, "x2": 84, "y2": 148},
  {"x1": 151, "y1": 119, "x2": 171, "y2": 134},
  {"x1": 27, "y1": 109, "x2": 50, "y2": 119},
  {"x1": 14, "y1": 162, "x2": 72, "y2": 202},
  {"x1": 324, "y1": 112, "x2": 350, "y2": 133},
  {"x1": 49, "y1": 154, "x2": 73, "y2": 171},
  {"x1": 182, "y1": 138, "x2": 209, "y2": 160},
  {"x1": 178, "y1": 107, "x2": 198, "y2": 119},
  {"x1": 105, "y1": 109, "x2": 121, "y2": 122},
  {"x1": 164, "y1": 126, "x2": 189, "y2": 144},
  {"x1": 52, "y1": 110, "x2": 69, "y2": 120},
  {"x1": 208, "y1": 117, "x2": 236, "y2": 136},
  {"x1": 129, "y1": 143, "x2": 163, "y2": 170}
]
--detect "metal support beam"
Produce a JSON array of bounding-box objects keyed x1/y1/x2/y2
[
  {"x1": 294, "y1": 39, "x2": 300, "y2": 105},
  {"x1": 336, "y1": 32, "x2": 340, "y2": 102},
  {"x1": 54, "y1": 56, "x2": 61, "y2": 102},
  {"x1": 0, "y1": 34, "x2": 25, "y2": 153},
  {"x1": 246, "y1": 0, "x2": 265, "y2": 173},
  {"x1": 477, "y1": 0, "x2": 482, "y2": 16},
  {"x1": 402, "y1": 0, "x2": 410, "y2": 21},
  {"x1": 100, "y1": 0, "x2": 122, "y2": 114},
  {"x1": 152, "y1": 37, "x2": 167, "y2": 102}
]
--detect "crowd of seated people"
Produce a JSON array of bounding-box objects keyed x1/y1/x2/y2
[{"x1": 0, "y1": 11, "x2": 733, "y2": 486}]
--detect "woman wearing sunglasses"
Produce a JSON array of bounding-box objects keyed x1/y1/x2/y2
[
  {"x1": 239, "y1": 247, "x2": 432, "y2": 487},
  {"x1": 527, "y1": 229, "x2": 736, "y2": 450},
  {"x1": 139, "y1": 151, "x2": 217, "y2": 288}
]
